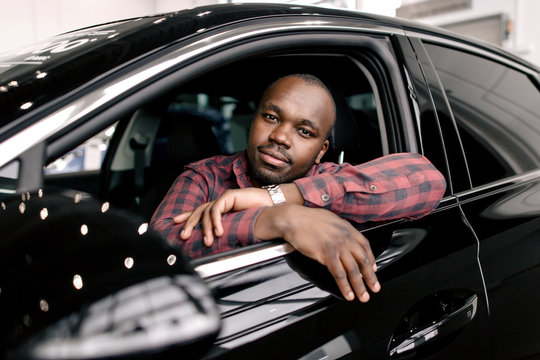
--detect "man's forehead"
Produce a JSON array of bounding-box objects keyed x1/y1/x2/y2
[
  {"x1": 263, "y1": 77, "x2": 334, "y2": 121},
  {"x1": 266, "y1": 76, "x2": 322, "y2": 95}
]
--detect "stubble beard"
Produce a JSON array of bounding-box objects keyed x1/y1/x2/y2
[{"x1": 247, "y1": 146, "x2": 320, "y2": 186}]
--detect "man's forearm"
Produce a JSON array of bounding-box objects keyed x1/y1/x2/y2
[
  {"x1": 253, "y1": 205, "x2": 289, "y2": 240},
  {"x1": 278, "y1": 183, "x2": 304, "y2": 204},
  {"x1": 293, "y1": 153, "x2": 446, "y2": 223},
  {"x1": 178, "y1": 207, "x2": 265, "y2": 258}
]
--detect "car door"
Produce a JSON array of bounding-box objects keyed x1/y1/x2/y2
[
  {"x1": 414, "y1": 38, "x2": 540, "y2": 360},
  {"x1": 0, "y1": 16, "x2": 493, "y2": 359},
  {"x1": 172, "y1": 27, "x2": 492, "y2": 359}
]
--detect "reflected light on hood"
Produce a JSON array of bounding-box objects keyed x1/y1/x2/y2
[
  {"x1": 40, "y1": 208, "x2": 48, "y2": 220},
  {"x1": 73, "y1": 275, "x2": 83, "y2": 290},
  {"x1": 124, "y1": 257, "x2": 134, "y2": 269},
  {"x1": 167, "y1": 255, "x2": 177, "y2": 266},
  {"x1": 40, "y1": 299, "x2": 50, "y2": 312},
  {"x1": 138, "y1": 223, "x2": 148, "y2": 235}
]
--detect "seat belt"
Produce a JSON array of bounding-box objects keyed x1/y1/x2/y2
[{"x1": 129, "y1": 133, "x2": 149, "y2": 206}]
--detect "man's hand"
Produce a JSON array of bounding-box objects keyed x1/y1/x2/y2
[
  {"x1": 255, "y1": 204, "x2": 380, "y2": 303},
  {"x1": 173, "y1": 187, "x2": 380, "y2": 302},
  {"x1": 174, "y1": 184, "x2": 304, "y2": 246},
  {"x1": 174, "y1": 188, "x2": 273, "y2": 246}
]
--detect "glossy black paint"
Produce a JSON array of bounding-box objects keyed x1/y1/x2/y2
[
  {"x1": 199, "y1": 204, "x2": 491, "y2": 359},
  {"x1": 0, "y1": 3, "x2": 539, "y2": 359},
  {"x1": 461, "y1": 180, "x2": 540, "y2": 359},
  {"x1": 1, "y1": 4, "x2": 535, "y2": 131},
  {"x1": 0, "y1": 4, "x2": 382, "y2": 128},
  {"x1": 0, "y1": 189, "x2": 219, "y2": 359}
]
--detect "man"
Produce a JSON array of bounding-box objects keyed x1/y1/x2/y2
[{"x1": 151, "y1": 74, "x2": 446, "y2": 303}]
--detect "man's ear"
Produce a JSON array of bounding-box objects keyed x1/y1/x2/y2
[{"x1": 315, "y1": 140, "x2": 329, "y2": 164}]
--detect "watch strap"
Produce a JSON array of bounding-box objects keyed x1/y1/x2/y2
[{"x1": 262, "y1": 184, "x2": 286, "y2": 205}]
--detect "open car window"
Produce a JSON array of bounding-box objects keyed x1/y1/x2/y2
[{"x1": 43, "y1": 47, "x2": 394, "y2": 269}]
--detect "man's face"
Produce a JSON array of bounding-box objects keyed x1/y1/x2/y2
[{"x1": 247, "y1": 76, "x2": 334, "y2": 186}]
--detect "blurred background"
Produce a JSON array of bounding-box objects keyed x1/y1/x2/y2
[{"x1": 1, "y1": 0, "x2": 539, "y2": 66}]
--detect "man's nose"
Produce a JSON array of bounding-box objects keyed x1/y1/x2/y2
[{"x1": 268, "y1": 124, "x2": 292, "y2": 148}]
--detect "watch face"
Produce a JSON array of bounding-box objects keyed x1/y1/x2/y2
[{"x1": 264, "y1": 185, "x2": 286, "y2": 205}]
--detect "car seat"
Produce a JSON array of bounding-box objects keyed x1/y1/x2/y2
[
  {"x1": 139, "y1": 109, "x2": 221, "y2": 219},
  {"x1": 322, "y1": 87, "x2": 382, "y2": 165}
]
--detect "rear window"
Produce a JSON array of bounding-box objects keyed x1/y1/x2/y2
[{"x1": 425, "y1": 43, "x2": 540, "y2": 186}]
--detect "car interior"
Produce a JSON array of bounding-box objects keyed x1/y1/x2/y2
[{"x1": 43, "y1": 50, "x2": 389, "y2": 231}]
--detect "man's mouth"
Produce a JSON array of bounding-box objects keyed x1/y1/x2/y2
[{"x1": 258, "y1": 147, "x2": 291, "y2": 167}]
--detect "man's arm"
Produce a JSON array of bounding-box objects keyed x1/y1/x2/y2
[
  {"x1": 181, "y1": 152, "x2": 446, "y2": 240},
  {"x1": 169, "y1": 188, "x2": 381, "y2": 303},
  {"x1": 293, "y1": 152, "x2": 447, "y2": 222},
  {"x1": 150, "y1": 170, "x2": 264, "y2": 258},
  {"x1": 254, "y1": 204, "x2": 380, "y2": 302}
]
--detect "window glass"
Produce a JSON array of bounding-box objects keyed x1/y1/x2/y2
[
  {"x1": 424, "y1": 43, "x2": 540, "y2": 186},
  {"x1": 0, "y1": 161, "x2": 19, "y2": 197},
  {"x1": 165, "y1": 93, "x2": 255, "y2": 155},
  {"x1": 45, "y1": 125, "x2": 117, "y2": 175}
]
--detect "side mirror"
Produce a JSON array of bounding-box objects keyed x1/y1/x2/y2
[{"x1": 0, "y1": 189, "x2": 220, "y2": 359}]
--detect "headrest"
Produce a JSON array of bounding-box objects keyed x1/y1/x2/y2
[{"x1": 323, "y1": 87, "x2": 361, "y2": 164}]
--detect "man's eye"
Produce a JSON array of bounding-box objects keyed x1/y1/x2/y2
[
  {"x1": 299, "y1": 128, "x2": 314, "y2": 137},
  {"x1": 264, "y1": 113, "x2": 277, "y2": 121}
]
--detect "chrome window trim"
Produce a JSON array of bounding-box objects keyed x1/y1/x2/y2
[
  {"x1": 455, "y1": 168, "x2": 540, "y2": 204},
  {"x1": 194, "y1": 243, "x2": 295, "y2": 279},
  {"x1": 193, "y1": 196, "x2": 457, "y2": 279},
  {"x1": 0, "y1": 18, "x2": 405, "y2": 168}
]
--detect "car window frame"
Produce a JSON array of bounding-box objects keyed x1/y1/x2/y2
[
  {"x1": 406, "y1": 31, "x2": 540, "y2": 194},
  {"x1": 3, "y1": 21, "x2": 419, "y2": 278}
]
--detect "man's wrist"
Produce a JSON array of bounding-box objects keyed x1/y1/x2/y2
[
  {"x1": 262, "y1": 184, "x2": 286, "y2": 205},
  {"x1": 254, "y1": 204, "x2": 293, "y2": 240}
]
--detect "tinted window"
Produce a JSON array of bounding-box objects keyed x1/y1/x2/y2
[{"x1": 424, "y1": 43, "x2": 540, "y2": 186}]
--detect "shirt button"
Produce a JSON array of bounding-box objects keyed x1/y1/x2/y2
[
  {"x1": 370, "y1": 184, "x2": 377, "y2": 191},
  {"x1": 321, "y1": 194, "x2": 330, "y2": 202}
]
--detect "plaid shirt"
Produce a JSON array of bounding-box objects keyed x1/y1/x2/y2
[{"x1": 150, "y1": 151, "x2": 446, "y2": 258}]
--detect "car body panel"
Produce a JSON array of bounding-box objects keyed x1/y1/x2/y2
[
  {"x1": 0, "y1": 3, "x2": 539, "y2": 359},
  {"x1": 0, "y1": 188, "x2": 220, "y2": 359}
]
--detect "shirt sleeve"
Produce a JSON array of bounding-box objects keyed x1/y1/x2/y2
[
  {"x1": 149, "y1": 169, "x2": 264, "y2": 259},
  {"x1": 292, "y1": 152, "x2": 446, "y2": 223}
]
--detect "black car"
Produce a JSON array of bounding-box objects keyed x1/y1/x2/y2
[{"x1": 1, "y1": 4, "x2": 539, "y2": 359}]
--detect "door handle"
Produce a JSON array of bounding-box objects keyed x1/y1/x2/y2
[
  {"x1": 375, "y1": 228, "x2": 427, "y2": 270},
  {"x1": 388, "y1": 294, "x2": 478, "y2": 357}
]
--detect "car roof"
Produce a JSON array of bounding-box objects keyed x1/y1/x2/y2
[{"x1": 0, "y1": 3, "x2": 536, "y2": 130}]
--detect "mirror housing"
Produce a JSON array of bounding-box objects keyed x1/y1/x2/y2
[{"x1": 0, "y1": 189, "x2": 220, "y2": 359}]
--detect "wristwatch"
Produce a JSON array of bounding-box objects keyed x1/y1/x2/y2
[{"x1": 262, "y1": 184, "x2": 286, "y2": 205}]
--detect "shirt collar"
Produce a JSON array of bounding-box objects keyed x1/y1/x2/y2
[{"x1": 232, "y1": 151, "x2": 255, "y2": 188}]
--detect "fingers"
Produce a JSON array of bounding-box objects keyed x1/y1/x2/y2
[
  {"x1": 353, "y1": 231, "x2": 377, "y2": 273},
  {"x1": 349, "y1": 230, "x2": 380, "y2": 294},
  {"x1": 178, "y1": 202, "x2": 221, "y2": 247},
  {"x1": 326, "y1": 259, "x2": 360, "y2": 302},
  {"x1": 173, "y1": 211, "x2": 192, "y2": 224},
  {"x1": 200, "y1": 205, "x2": 216, "y2": 247},
  {"x1": 341, "y1": 252, "x2": 371, "y2": 302},
  {"x1": 327, "y1": 252, "x2": 377, "y2": 303},
  {"x1": 179, "y1": 204, "x2": 209, "y2": 240},
  {"x1": 323, "y1": 228, "x2": 380, "y2": 303}
]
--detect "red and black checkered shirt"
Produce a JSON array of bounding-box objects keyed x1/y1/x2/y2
[{"x1": 150, "y1": 151, "x2": 446, "y2": 258}]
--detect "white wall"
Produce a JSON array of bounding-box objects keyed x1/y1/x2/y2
[
  {"x1": 514, "y1": 0, "x2": 540, "y2": 65},
  {"x1": 0, "y1": 0, "x2": 205, "y2": 53},
  {"x1": 406, "y1": 0, "x2": 540, "y2": 66},
  {"x1": 0, "y1": 0, "x2": 392, "y2": 53}
]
